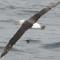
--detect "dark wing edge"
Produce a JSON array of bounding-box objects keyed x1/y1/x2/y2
[{"x1": 0, "y1": 1, "x2": 60, "y2": 58}]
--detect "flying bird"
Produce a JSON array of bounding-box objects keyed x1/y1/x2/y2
[
  {"x1": 16, "y1": 19, "x2": 45, "y2": 29},
  {"x1": 0, "y1": 1, "x2": 60, "y2": 58}
]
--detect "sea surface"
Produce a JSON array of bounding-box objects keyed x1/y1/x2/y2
[{"x1": 0, "y1": 0, "x2": 60, "y2": 60}]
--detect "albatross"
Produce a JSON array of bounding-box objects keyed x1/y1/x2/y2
[
  {"x1": 16, "y1": 20, "x2": 45, "y2": 29},
  {"x1": 0, "y1": 1, "x2": 60, "y2": 58}
]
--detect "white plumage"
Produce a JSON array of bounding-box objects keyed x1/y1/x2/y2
[{"x1": 16, "y1": 20, "x2": 41, "y2": 28}]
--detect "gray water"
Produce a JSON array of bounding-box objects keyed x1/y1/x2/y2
[{"x1": 0, "y1": 0, "x2": 60, "y2": 60}]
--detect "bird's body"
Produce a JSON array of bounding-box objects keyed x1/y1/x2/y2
[{"x1": 16, "y1": 20, "x2": 41, "y2": 28}]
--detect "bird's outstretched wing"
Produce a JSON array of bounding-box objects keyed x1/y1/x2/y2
[{"x1": 0, "y1": 1, "x2": 60, "y2": 58}]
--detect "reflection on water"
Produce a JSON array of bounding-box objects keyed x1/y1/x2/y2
[{"x1": 0, "y1": 0, "x2": 60, "y2": 60}]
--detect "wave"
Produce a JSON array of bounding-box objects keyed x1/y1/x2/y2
[{"x1": 42, "y1": 42, "x2": 60, "y2": 49}]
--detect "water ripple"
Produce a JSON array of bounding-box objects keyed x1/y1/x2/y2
[{"x1": 42, "y1": 42, "x2": 60, "y2": 49}]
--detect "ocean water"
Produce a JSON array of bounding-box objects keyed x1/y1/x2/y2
[{"x1": 0, "y1": 0, "x2": 60, "y2": 60}]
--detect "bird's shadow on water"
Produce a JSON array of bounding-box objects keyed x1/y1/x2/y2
[{"x1": 42, "y1": 42, "x2": 60, "y2": 49}]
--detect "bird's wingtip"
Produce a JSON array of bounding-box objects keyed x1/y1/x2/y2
[{"x1": 0, "y1": 54, "x2": 3, "y2": 59}]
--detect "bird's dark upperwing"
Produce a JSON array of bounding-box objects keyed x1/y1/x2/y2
[{"x1": 0, "y1": 1, "x2": 60, "y2": 58}]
